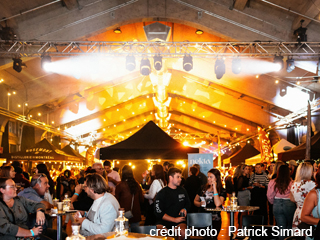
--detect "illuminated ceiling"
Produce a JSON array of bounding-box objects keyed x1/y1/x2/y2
[{"x1": 1, "y1": 0, "x2": 320, "y2": 151}]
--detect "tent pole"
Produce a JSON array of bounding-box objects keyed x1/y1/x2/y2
[{"x1": 218, "y1": 132, "x2": 221, "y2": 168}]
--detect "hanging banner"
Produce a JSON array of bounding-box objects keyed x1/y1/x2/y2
[
  {"x1": 188, "y1": 153, "x2": 213, "y2": 176},
  {"x1": 258, "y1": 127, "x2": 273, "y2": 163}
]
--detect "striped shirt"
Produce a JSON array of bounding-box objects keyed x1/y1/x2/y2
[{"x1": 249, "y1": 172, "x2": 269, "y2": 187}]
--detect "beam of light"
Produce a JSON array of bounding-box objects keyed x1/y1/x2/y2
[
  {"x1": 272, "y1": 85, "x2": 310, "y2": 112},
  {"x1": 240, "y1": 59, "x2": 283, "y2": 74},
  {"x1": 61, "y1": 102, "x2": 99, "y2": 124},
  {"x1": 64, "y1": 118, "x2": 102, "y2": 137},
  {"x1": 43, "y1": 55, "x2": 132, "y2": 82}
]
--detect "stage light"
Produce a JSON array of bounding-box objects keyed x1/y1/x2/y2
[
  {"x1": 280, "y1": 83, "x2": 287, "y2": 97},
  {"x1": 126, "y1": 55, "x2": 136, "y2": 71},
  {"x1": 232, "y1": 58, "x2": 241, "y2": 74},
  {"x1": 286, "y1": 59, "x2": 295, "y2": 73},
  {"x1": 273, "y1": 56, "x2": 284, "y2": 71},
  {"x1": 12, "y1": 58, "x2": 26, "y2": 73},
  {"x1": 41, "y1": 55, "x2": 51, "y2": 70},
  {"x1": 153, "y1": 55, "x2": 162, "y2": 71},
  {"x1": 195, "y1": 29, "x2": 204, "y2": 35},
  {"x1": 183, "y1": 55, "x2": 193, "y2": 71},
  {"x1": 215, "y1": 59, "x2": 225, "y2": 79},
  {"x1": 140, "y1": 58, "x2": 151, "y2": 76}
]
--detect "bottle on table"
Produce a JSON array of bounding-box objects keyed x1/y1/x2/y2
[
  {"x1": 114, "y1": 208, "x2": 129, "y2": 236},
  {"x1": 66, "y1": 224, "x2": 85, "y2": 240},
  {"x1": 230, "y1": 192, "x2": 238, "y2": 208},
  {"x1": 63, "y1": 194, "x2": 71, "y2": 211}
]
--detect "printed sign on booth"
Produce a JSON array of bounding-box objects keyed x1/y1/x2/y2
[{"x1": 188, "y1": 153, "x2": 213, "y2": 176}]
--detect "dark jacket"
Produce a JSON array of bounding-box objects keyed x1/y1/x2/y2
[
  {"x1": 115, "y1": 181, "x2": 144, "y2": 223},
  {"x1": 184, "y1": 175, "x2": 202, "y2": 213}
]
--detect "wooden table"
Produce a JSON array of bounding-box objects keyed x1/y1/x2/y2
[
  {"x1": 86, "y1": 232, "x2": 175, "y2": 240},
  {"x1": 205, "y1": 206, "x2": 259, "y2": 240}
]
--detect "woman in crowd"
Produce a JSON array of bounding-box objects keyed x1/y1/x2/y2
[
  {"x1": 237, "y1": 165, "x2": 251, "y2": 206},
  {"x1": 0, "y1": 166, "x2": 16, "y2": 179},
  {"x1": 271, "y1": 161, "x2": 285, "y2": 179},
  {"x1": 224, "y1": 169, "x2": 234, "y2": 201},
  {"x1": 115, "y1": 165, "x2": 144, "y2": 228},
  {"x1": 194, "y1": 168, "x2": 226, "y2": 239},
  {"x1": 291, "y1": 162, "x2": 316, "y2": 231},
  {"x1": 36, "y1": 163, "x2": 55, "y2": 197},
  {"x1": 301, "y1": 168, "x2": 320, "y2": 240},
  {"x1": 60, "y1": 169, "x2": 77, "y2": 200},
  {"x1": 143, "y1": 164, "x2": 166, "y2": 225},
  {"x1": 237, "y1": 164, "x2": 251, "y2": 226},
  {"x1": 267, "y1": 165, "x2": 296, "y2": 240},
  {"x1": 0, "y1": 177, "x2": 52, "y2": 239},
  {"x1": 233, "y1": 165, "x2": 242, "y2": 197},
  {"x1": 12, "y1": 167, "x2": 30, "y2": 189}
]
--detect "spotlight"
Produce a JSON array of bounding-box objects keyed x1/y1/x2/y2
[
  {"x1": 195, "y1": 29, "x2": 204, "y2": 35},
  {"x1": 113, "y1": 28, "x2": 121, "y2": 34},
  {"x1": 41, "y1": 55, "x2": 51, "y2": 70},
  {"x1": 153, "y1": 55, "x2": 162, "y2": 71},
  {"x1": 273, "y1": 56, "x2": 284, "y2": 71},
  {"x1": 232, "y1": 58, "x2": 241, "y2": 74},
  {"x1": 215, "y1": 59, "x2": 225, "y2": 79},
  {"x1": 140, "y1": 58, "x2": 151, "y2": 76},
  {"x1": 12, "y1": 58, "x2": 26, "y2": 73},
  {"x1": 294, "y1": 19, "x2": 307, "y2": 44},
  {"x1": 286, "y1": 59, "x2": 295, "y2": 73},
  {"x1": 126, "y1": 55, "x2": 136, "y2": 71},
  {"x1": 279, "y1": 83, "x2": 287, "y2": 97},
  {"x1": 183, "y1": 55, "x2": 193, "y2": 71}
]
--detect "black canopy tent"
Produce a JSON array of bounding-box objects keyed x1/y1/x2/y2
[
  {"x1": 100, "y1": 121, "x2": 199, "y2": 159},
  {"x1": 62, "y1": 145, "x2": 86, "y2": 163},
  {"x1": 4, "y1": 138, "x2": 81, "y2": 162},
  {"x1": 223, "y1": 144, "x2": 260, "y2": 166},
  {"x1": 278, "y1": 131, "x2": 320, "y2": 161},
  {"x1": 3, "y1": 138, "x2": 82, "y2": 171}
]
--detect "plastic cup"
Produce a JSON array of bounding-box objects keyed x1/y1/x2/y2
[{"x1": 57, "y1": 202, "x2": 63, "y2": 211}]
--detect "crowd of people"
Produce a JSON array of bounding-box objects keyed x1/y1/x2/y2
[{"x1": 0, "y1": 159, "x2": 319, "y2": 240}]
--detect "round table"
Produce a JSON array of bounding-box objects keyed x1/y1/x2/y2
[{"x1": 205, "y1": 206, "x2": 260, "y2": 240}]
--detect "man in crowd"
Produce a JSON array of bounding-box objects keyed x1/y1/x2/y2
[
  {"x1": 288, "y1": 160, "x2": 298, "y2": 180},
  {"x1": 18, "y1": 173, "x2": 59, "y2": 232},
  {"x1": 249, "y1": 163, "x2": 269, "y2": 224},
  {"x1": 92, "y1": 162, "x2": 104, "y2": 176},
  {"x1": 154, "y1": 167, "x2": 191, "y2": 240},
  {"x1": 193, "y1": 164, "x2": 207, "y2": 187},
  {"x1": 74, "y1": 173, "x2": 120, "y2": 236},
  {"x1": 18, "y1": 173, "x2": 53, "y2": 210},
  {"x1": 103, "y1": 160, "x2": 120, "y2": 195}
]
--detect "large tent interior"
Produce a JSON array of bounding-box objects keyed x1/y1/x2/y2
[{"x1": 1, "y1": 0, "x2": 320, "y2": 174}]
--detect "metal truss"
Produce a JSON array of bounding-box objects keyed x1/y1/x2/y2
[
  {"x1": 172, "y1": 133, "x2": 218, "y2": 140},
  {"x1": 1, "y1": 40, "x2": 320, "y2": 59},
  {"x1": 274, "y1": 98, "x2": 320, "y2": 127}
]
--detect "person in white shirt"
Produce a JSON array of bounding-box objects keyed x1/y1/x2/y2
[
  {"x1": 75, "y1": 173, "x2": 120, "y2": 236},
  {"x1": 144, "y1": 164, "x2": 167, "y2": 225},
  {"x1": 103, "y1": 160, "x2": 121, "y2": 195}
]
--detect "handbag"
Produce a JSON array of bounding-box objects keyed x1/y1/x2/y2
[{"x1": 124, "y1": 195, "x2": 134, "y2": 219}]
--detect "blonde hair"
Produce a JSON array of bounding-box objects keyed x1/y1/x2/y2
[
  {"x1": 272, "y1": 161, "x2": 285, "y2": 177},
  {"x1": 295, "y1": 162, "x2": 313, "y2": 182}
]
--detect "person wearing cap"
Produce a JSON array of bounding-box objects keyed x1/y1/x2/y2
[{"x1": 288, "y1": 160, "x2": 298, "y2": 180}]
